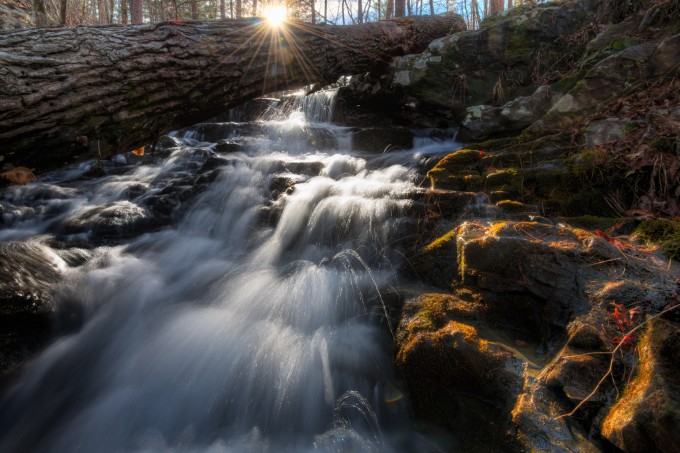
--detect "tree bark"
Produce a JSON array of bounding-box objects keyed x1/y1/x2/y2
[
  {"x1": 0, "y1": 15, "x2": 465, "y2": 168},
  {"x1": 131, "y1": 0, "x2": 143, "y2": 24}
]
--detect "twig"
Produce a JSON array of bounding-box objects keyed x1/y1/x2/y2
[{"x1": 556, "y1": 303, "x2": 680, "y2": 419}]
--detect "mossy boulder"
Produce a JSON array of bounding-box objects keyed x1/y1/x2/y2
[
  {"x1": 392, "y1": 0, "x2": 603, "y2": 123},
  {"x1": 396, "y1": 293, "x2": 525, "y2": 449},
  {"x1": 531, "y1": 33, "x2": 679, "y2": 132},
  {"x1": 456, "y1": 221, "x2": 590, "y2": 344}
]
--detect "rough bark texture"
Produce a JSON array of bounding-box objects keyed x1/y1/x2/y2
[{"x1": 0, "y1": 15, "x2": 465, "y2": 168}]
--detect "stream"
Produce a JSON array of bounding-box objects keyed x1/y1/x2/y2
[{"x1": 0, "y1": 88, "x2": 461, "y2": 452}]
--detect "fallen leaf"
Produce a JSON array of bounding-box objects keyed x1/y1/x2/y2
[
  {"x1": 0, "y1": 166, "x2": 36, "y2": 185},
  {"x1": 131, "y1": 146, "x2": 145, "y2": 156}
]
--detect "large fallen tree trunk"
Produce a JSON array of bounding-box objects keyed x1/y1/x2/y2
[{"x1": 0, "y1": 15, "x2": 465, "y2": 168}]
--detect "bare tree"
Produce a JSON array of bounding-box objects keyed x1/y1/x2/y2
[
  {"x1": 191, "y1": 0, "x2": 199, "y2": 19},
  {"x1": 60, "y1": 0, "x2": 68, "y2": 25},
  {"x1": 131, "y1": 0, "x2": 143, "y2": 23},
  {"x1": 33, "y1": 0, "x2": 48, "y2": 26},
  {"x1": 395, "y1": 0, "x2": 405, "y2": 16}
]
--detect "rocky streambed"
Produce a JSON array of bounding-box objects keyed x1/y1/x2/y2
[{"x1": 1, "y1": 0, "x2": 680, "y2": 451}]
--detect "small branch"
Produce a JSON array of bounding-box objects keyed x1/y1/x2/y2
[{"x1": 556, "y1": 303, "x2": 680, "y2": 419}]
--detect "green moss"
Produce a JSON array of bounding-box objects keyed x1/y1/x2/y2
[
  {"x1": 567, "y1": 147, "x2": 612, "y2": 179},
  {"x1": 424, "y1": 229, "x2": 457, "y2": 253},
  {"x1": 635, "y1": 219, "x2": 680, "y2": 261},
  {"x1": 485, "y1": 168, "x2": 521, "y2": 191},
  {"x1": 464, "y1": 175, "x2": 484, "y2": 191},
  {"x1": 497, "y1": 200, "x2": 536, "y2": 213}
]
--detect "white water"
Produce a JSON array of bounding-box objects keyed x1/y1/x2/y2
[{"x1": 0, "y1": 90, "x2": 460, "y2": 452}]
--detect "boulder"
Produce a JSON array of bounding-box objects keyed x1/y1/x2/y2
[
  {"x1": 457, "y1": 86, "x2": 558, "y2": 141},
  {"x1": 531, "y1": 33, "x2": 679, "y2": 132},
  {"x1": 60, "y1": 201, "x2": 152, "y2": 244},
  {"x1": 215, "y1": 139, "x2": 245, "y2": 153},
  {"x1": 391, "y1": 0, "x2": 603, "y2": 122},
  {"x1": 395, "y1": 292, "x2": 525, "y2": 450},
  {"x1": 456, "y1": 221, "x2": 590, "y2": 345},
  {"x1": 601, "y1": 318, "x2": 680, "y2": 452},
  {"x1": 0, "y1": 241, "x2": 65, "y2": 382}
]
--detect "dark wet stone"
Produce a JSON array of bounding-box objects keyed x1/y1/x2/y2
[
  {"x1": 351, "y1": 127, "x2": 414, "y2": 152},
  {"x1": 215, "y1": 140, "x2": 245, "y2": 153},
  {"x1": 60, "y1": 201, "x2": 151, "y2": 243},
  {"x1": 0, "y1": 241, "x2": 64, "y2": 383}
]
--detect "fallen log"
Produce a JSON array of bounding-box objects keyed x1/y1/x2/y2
[{"x1": 0, "y1": 15, "x2": 465, "y2": 168}]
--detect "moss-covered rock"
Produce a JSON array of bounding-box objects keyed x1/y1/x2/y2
[
  {"x1": 396, "y1": 293, "x2": 525, "y2": 450},
  {"x1": 634, "y1": 218, "x2": 680, "y2": 261},
  {"x1": 392, "y1": 0, "x2": 603, "y2": 123}
]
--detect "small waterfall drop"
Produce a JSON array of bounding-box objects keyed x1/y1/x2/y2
[{"x1": 0, "y1": 88, "x2": 459, "y2": 452}]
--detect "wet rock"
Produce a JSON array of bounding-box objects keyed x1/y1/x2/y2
[
  {"x1": 181, "y1": 122, "x2": 260, "y2": 143},
  {"x1": 220, "y1": 97, "x2": 278, "y2": 122},
  {"x1": 60, "y1": 201, "x2": 151, "y2": 243},
  {"x1": 351, "y1": 127, "x2": 414, "y2": 152},
  {"x1": 396, "y1": 293, "x2": 525, "y2": 449},
  {"x1": 215, "y1": 139, "x2": 245, "y2": 154},
  {"x1": 0, "y1": 242, "x2": 64, "y2": 316},
  {"x1": 601, "y1": 318, "x2": 680, "y2": 452},
  {"x1": 0, "y1": 241, "x2": 64, "y2": 382},
  {"x1": 268, "y1": 173, "x2": 305, "y2": 200}
]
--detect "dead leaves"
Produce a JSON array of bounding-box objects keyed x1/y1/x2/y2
[
  {"x1": 0, "y1": 166, "x2": 36, "y2": 186},
  {"x1": 592, "y1": 80, "x2": 680, "y2": 217},
  {"x1": 609, "y1": 302, "x2": 642, "y2": 351},
  {"x1": 131, "y1": 146, "x2": 145, "y2": 156}
]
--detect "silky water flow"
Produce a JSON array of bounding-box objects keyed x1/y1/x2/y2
[{"x1": 0, "y1": 88, "x2": 460, "y2": 452}]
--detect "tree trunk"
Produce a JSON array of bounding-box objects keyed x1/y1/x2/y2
[
  {"x1": 191, "y1": 0, "x2": 199, "y2": 20},
  {"x1": 33, "y1": 0, "x2": 48, "y2": 27},
  {"x1": 131, "y1": 0, "x2": 143, "y2": 24},
  {"x1": 395, "y1": 0, "x2": 405, "y2": 17},
  {"x1": 121, "y1": 0, "x2": 128, "y2": 24},
  {"x1": 60, "y1": 0, "x2": 68, "y2": 26},
  {"x1": 0, "y1": 16, "x2": 465, "y2": 168},
  {"x1": 220, "y1": 0, "x2": 226, "y2": 19}
]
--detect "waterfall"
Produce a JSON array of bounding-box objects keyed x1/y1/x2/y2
[{"x1": 0, "y1": 90, "x2": 457, "y2": 452}]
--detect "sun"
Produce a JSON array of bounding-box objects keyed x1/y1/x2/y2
[{"x1": 263, "y1": 5, "x2": 287, "y2": 27}]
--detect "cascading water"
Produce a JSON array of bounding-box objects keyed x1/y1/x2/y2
[{"x1": 0, "y1": 88, "x2": 460, "y2": 452}]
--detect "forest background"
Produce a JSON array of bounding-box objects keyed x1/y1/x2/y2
[{"x1": 3, "y1": 0, "x2": 549, "y2": 30}]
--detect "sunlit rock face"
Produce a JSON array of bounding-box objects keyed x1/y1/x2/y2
[{"x1": 396, "y1": 216, "x2": 679, "y2": 451}]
